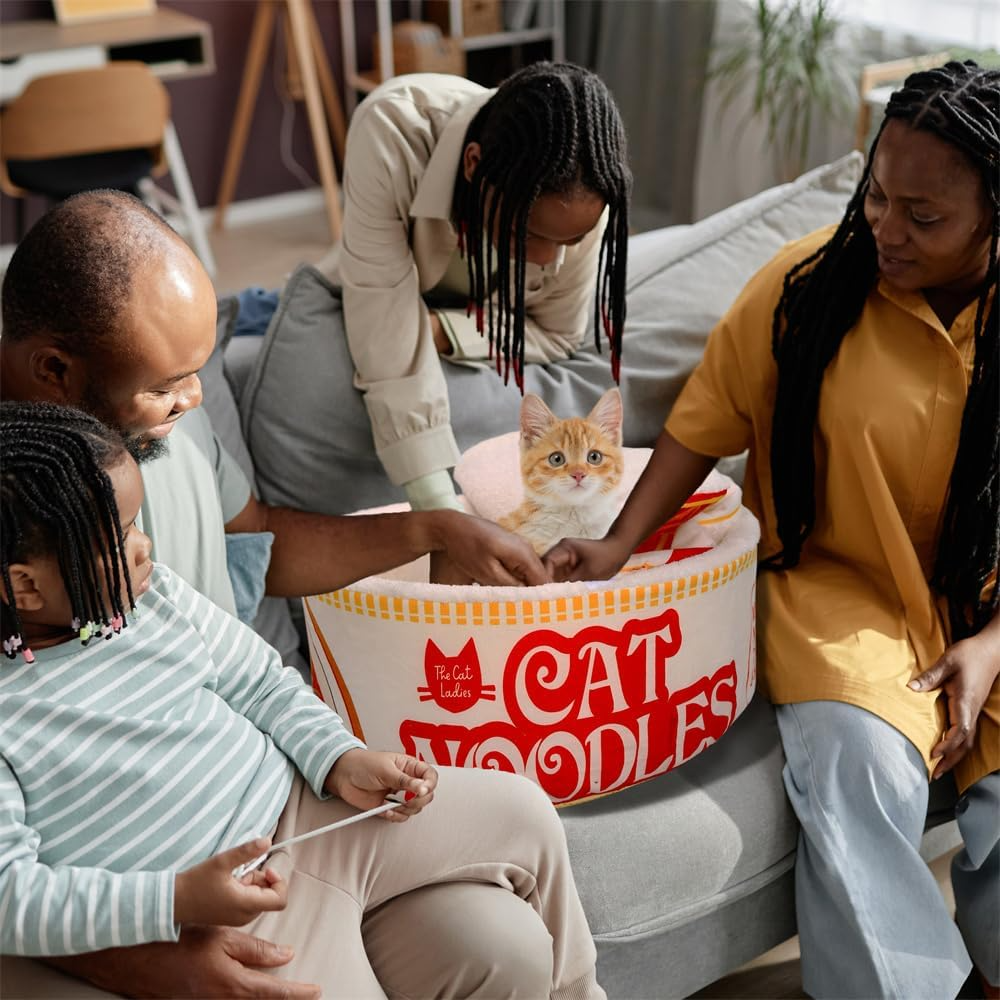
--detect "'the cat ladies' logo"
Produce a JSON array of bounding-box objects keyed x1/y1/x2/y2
[
  {"x1": 403, "y1": 608, "x2": 738, "y2": 804},
  {"x1": 417, "y1": 639, "x2": 496, "y2": 714}
]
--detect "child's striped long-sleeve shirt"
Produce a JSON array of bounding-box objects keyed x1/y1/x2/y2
[{"x1": 0, "y1": 564, "x2": 364, "y2": 956}]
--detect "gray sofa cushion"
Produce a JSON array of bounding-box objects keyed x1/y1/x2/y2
[
  {"x1": 570, "y1": 694, "x2": 799, "y2": 997},
  {"x1": 241, "y1": 151, "x2": 863, "y2": 517}
]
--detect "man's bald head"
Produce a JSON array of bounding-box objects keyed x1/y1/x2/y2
[
  {"x1": 1, "y1": 190, "x2": 218, "y2": 463},
  {"x1": 1, "y1": 189, "x2": 192, "y2": 355}
]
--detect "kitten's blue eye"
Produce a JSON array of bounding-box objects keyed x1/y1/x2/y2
[
  {"x1": 587, "y1": 450, "x2": 603, "y2": 465},
  {"x1": 548, "y1": 452, "x2": 566, "y2": 467}
]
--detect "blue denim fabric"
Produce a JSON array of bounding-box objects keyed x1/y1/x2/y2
[
  {"x1": 776, "y1": 700, "x2": 998, "y2": 999},
  {"x1": 234, "y1": 286, "x2": 280, "y2": 338},
  {"x1": 224, "y1": 530, "x2": 275, "y2": 624}
]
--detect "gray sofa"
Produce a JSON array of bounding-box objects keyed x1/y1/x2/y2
[{"x1": 205, "y1": 152, "x2": 961, "y2": 999}]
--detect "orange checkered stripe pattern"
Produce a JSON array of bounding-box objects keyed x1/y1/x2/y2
[{"x1": 311, "y1": 548, "x2": 756, "y2": 627}]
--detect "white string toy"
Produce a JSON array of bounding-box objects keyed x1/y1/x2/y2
[{"x1": 232, "y1": 798, "x2": 404, "y2": 879}]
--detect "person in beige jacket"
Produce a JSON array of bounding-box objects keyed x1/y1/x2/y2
[{"x1": 326, "y1": 63, "x2": 631, "y2": 511}]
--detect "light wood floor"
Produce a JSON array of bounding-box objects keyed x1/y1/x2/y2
[
  {"x1": 201, "y1": 209, "x2": 964, "y2": 1000},
  {"x1": 206, "y1": 204, "x2": 334, "y2": 296}
]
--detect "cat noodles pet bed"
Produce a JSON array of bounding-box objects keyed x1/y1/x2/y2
[{"x1": 305, "y1": 436, "x2": 759, "y2": 805}]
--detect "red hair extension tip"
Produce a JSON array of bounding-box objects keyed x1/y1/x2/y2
[{"x1": 602, "y1": 307, "x2": 613, "y2": 342}]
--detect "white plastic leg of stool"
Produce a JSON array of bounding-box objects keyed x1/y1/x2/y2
[
  {"x1": 162, "y1": 120, "x2": 217, "y2": 277},
  {"x1": 137, "y1": 177, "x2": 164, "y2": 214}
]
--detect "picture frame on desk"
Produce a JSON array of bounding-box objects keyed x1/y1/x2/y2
[{"x1": 53, "y1": 0, "x2": 156, "y2": 27}]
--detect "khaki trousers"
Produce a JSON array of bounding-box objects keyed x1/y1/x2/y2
[{"x1": 2, "y1": 767, "x2": 602, "y2": 1000}]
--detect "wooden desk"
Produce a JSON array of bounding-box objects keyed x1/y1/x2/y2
[
  {"x1": 0, "y1": 7, "x2": 214, "y2": 86},
  {"x1": 0, "y1": 7, "x2": 217, "y2": 274}
]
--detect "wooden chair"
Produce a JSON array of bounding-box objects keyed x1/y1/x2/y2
[
  {"x1": 854, "y1": 51, "x2": 951, "y2": 152},
  {"x1": 0, "y1": 61, "x2": 215, "y2": 274}
]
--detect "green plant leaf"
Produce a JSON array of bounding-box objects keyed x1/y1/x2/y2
[{"x1": 708, "y1": 0, "x2": 857, "y2": 177}]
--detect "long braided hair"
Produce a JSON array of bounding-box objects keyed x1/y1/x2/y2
[
  {"x1": 765, "y1": 60, "x2": 999, "y2": 640},
  {"x1": 1, "y1": 402, "x2": 136, "y2": 656},
  {"x1": 453, "y1": 62, "x2": 631, "y2": 388}
]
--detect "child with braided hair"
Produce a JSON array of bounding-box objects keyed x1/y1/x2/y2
[
  {"x1": 327, "y1": 62, "x2": 631, "y2": 512},
  {"x1": 546, "y1": 60, "x2": 999, "y2": 999},
  {"x1": 0, "y1": 401, "x2": 605, "y2": 999}
]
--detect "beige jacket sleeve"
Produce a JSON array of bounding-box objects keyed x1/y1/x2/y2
[
  {"x1": 338, "y1": 98, "x2": 461, "y2": 487},
  {"x1": 435, "y1": 210, "x2": 607, "y2": 365}
]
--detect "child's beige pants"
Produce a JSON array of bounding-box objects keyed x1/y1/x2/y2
[{"x1": 2, "y1": 767, "x2": 603, "y2": 1000}]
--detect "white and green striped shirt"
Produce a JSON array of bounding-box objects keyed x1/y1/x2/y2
[{"x1": 0, "y1": 564, "x2": 363, "y2": 956}]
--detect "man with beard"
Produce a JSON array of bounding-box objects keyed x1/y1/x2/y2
[
  {"x1": 0, "y1": 191, "x2": 549, "y2": 613},
  {"x1": 0, "y1": 190, "x2": 557, "y2": 999}
]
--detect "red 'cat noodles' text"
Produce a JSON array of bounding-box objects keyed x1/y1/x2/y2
[{"x1": 401, "y1": 607, "x2": 738, "y2": 803}]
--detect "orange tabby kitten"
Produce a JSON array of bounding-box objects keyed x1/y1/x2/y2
[{"x1": 499, "y1": 388, "x2": 625, "y2": 555}]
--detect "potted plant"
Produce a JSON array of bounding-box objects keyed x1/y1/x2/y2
[{"x1": 710, "y1": 0, "x2": 858, "y2": 180}]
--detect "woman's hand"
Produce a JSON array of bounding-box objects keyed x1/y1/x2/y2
[
  {"x1": 543, "y1": 535, "x2": 633, "y2": 583},
  {"x1": 909, "y1": 627, "x2": 1000, "y2": 778},
  {"x1": 429, "y1": 312, "x2": 453, "y2": 355},
  {"x1": 174, "y1": 839, "x2": 287, "y2": 927},
  {"x1": 325, "y1": 748, "x2": 437, "y2": 821}
]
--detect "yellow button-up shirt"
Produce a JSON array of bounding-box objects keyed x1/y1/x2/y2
[{"x1": 666, "y1": 226, "x2": 997, "y2": 792}]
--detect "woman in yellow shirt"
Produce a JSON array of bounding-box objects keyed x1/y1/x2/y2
[{"x1": 546, "y1": 61, "x2": 998, "y2": 999}]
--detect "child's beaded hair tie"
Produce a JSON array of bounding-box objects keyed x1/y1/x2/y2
[
  {"x1": 2, "y1": 633, "x2": 34, "y2": 663},
  {"x1": 73, "y1": 615, "x2": 126, "y2": 647},
  {"x1": 2, "y1": 611, "x2": 129, "y2": 664}
]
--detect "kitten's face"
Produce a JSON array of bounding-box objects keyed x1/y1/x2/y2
[{"x1": 518, "y1": 389, "x2": 624, "y2": 507}]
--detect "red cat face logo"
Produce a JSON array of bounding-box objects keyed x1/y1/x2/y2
[{"x1": 417, "y1": 638, "x2": 496, "y2": 714}]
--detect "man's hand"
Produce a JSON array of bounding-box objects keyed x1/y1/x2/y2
[
  {"x1": 436, "y1": 511, "x2": 548, "y2": 586},
  {"x1": 543, "y1": 535, "x2": 632, "y2": 583},
  {"x1": 45, "y1": 925, "x2": 319, "y2": 999},
  {"x1": 325, "y1": 748, "x2": 437, "y2": 821},
  {"x1": 174, "y1": 839, "x2": 288, "y2": 927},
  {"x1": 429, "y1": 550, "x2": 474, "y2": 585},
  {"x1": 909, "y1": 628, "x2": 1000, "y2": 778},
  {"x1": 230, "y1": 500, "x2": 547, "y2": 596}
]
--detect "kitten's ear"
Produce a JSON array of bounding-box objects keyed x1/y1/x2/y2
[
  {"x1": 588, "y1": 388, "x2": 623, "y2": 445},
  {"x1": 520, "y1": 394, "x2": 557, "y2": 445}
]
